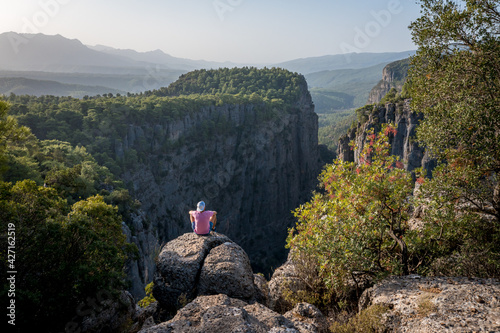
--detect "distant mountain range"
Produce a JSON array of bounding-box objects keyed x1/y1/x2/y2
[
  {"x1": 88, "y1": 44, "x2": 238, "y2": 71},
  {"x1": 0, "y1": 32, "x2": 414, "y2": 104},
  {"x1": 275, "y1": 51, "x2": 415, "y2": 75},
  {"x1": 306, "y1": 62, "x2": 391, "y2": 111},
  {"x1": 0, "y1": 77, "x2": 125, "y2": 98},
  {"x1": 0, "y1": 32, "x2": 237, "y2": 73}
]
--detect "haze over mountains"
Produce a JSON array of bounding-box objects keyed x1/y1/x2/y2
[{"x1": 0, "y1": 32, "x2": 414, "y2": 103}]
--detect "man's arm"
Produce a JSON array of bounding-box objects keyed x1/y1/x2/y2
[
  {"x1": 210, "y1": 211, "x2": 217, "y2": 227},
  {"x1": 189, "y1": 211, "x2": 195, "y2": 222}
]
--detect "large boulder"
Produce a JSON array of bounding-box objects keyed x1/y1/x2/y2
[
  {"x1": 142, "y1": 233, "x2": 329, "y2": 333},
  {"x1": 268, "y1": 259, "x2": 306, "y2": 312},
  {"x1": 359, "y1": 276, "x2": 500, "y2": 332},
  {"x1": 152, "y1": 233, "x2": 256, "y2": 314},
  {"x1": 198, "y1": 241, "x2": 256, "y2": 299},
  {"x1": 139, "y1": 294, "x2": 323, "y2": 333}
]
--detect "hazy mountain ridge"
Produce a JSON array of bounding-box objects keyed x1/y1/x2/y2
[
  {"x1": 0, "y1": 32, "x2": 137, "y2": 73},
  {"x1": 0, "y1": 77, "x2": 126, "y2": 98},
  {"x1": 276, "y1": 50, "x2": 415, "y2": 75},
  {"x1": 0, "y1": 69, "x2": 184, "y2": 95},
  {"x1": 89, "y1": 44, "x2": 239, "y2": 71},
  {"x1": 0, "y1": 32, "x2": 415, "y2": 111},
  {"x1": 305, "y1": 62, "x2": 389, "y2": 112},
  {"x1": 0, "y1": 32, "x2": 415, "y2": 84}
]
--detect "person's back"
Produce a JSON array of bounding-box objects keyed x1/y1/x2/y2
[{"x1": 189, "y1": 201, "x2": 217, "y2": 235}]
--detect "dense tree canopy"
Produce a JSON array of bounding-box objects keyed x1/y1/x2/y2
[
  {"x1": 6, "y1": 67, "x2": 306, "y2": 176},
  {"x1": 151, "y1": 67, "x2": 307, "y2": 104},
  {"x1": 0, "y1": 100, "x2": 137, "y2": 332},
  {"x1": 408, "y1": 0, "x2": 500, "y2": 276}
]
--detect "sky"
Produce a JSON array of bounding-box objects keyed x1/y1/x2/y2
[{"x1": 0, "y1": 0, "x2": 422, "y2": 64}]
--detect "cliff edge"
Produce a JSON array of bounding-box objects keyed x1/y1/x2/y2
[
  {"x1": 136, "y1": 232, "x2": 328, "y2": 333},
  {"x1": 337, "y1": 101, "x2": 436, "y2": 176}
]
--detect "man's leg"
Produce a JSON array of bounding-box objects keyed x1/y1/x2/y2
[
  {"x1": 192, "y1": 221, "x2": 196, "y2": 232},
  {"x1": 212, "y1": 215, "x2": 217, "y2": 231}
]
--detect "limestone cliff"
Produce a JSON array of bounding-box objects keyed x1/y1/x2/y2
[
  {"x1": 121, "y1": 84, "x2": 320, "y2": 298},
  {"x1": 337, "y1": 100, "x2": 436, "y2": 175},
  {"x1": 367, "y1": 58, "x2": 409, "y2": 105}
]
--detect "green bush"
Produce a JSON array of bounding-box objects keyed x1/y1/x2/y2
[
  {"x1": 287, "y1": 125, "x2": 415, "y2": 303},
  {"x1": 138, "y1": 282, "x2": 156, "y2": 308}
]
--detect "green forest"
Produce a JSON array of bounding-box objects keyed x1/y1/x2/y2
[
  {"x1": 4, "y1": 67, "x2": 307, "y2": 176},
  {"x1": 0, "y1": 67, "x2": 309, "y2": 332}
]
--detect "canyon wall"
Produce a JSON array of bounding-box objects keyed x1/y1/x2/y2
[{"x1": 122, "y1": 88, "x2": 321, "y2": 298}]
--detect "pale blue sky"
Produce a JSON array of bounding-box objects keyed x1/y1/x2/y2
[{"x1": 0, "y1": 0, "x2": 422, "y2": 63}]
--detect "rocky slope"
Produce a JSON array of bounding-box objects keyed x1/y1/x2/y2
[
  {"x1": 337, "y1": 100, "x2": 436, "y2": 175},
  {"x1": 123, "y1": 85, "x2": 320, "y2": 298},
  {"x1": 126, "y1": 233, "x2": 500, "y2": 333},
  {"x1": 367, "y1": 58, "x2": 410, "y2": 105}
]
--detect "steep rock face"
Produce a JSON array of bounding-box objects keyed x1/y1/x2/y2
[
  {"x1": 367, "y1": 58, "x2": 409, "y2": 104},
  {"x1": 337, "y1": 101, "x2": 436, "y2": 175},
  {"x1": 359, "y1": 276, "x2": 500, "y2": 333},
  {"x1": 123, "y1": 88, "x2": 320, "y2": 298}
]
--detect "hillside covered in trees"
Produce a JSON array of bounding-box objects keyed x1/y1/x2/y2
[
  {"x1": 0, "y1": 67, "x2": 320, "y2": 332},
  {"x1": 5, "y1": 67, "x2": 308, "y2": 177}
]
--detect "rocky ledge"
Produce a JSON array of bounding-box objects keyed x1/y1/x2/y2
[
  {"x1": 139, "y1": 294, "x2": 327, "y2": 333},
  {"x1": 359, "y1": 276, "x2": 500, "y2": 333}
]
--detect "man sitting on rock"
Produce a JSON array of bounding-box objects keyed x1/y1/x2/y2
[{"x1": 189, "y1": 201, "x2": 217, "y2": 235}]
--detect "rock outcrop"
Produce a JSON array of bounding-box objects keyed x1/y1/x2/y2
[
  {"x1": 337, "y1": 101, "x2": 436, "y2": 176},
  {"x1": 137, "y1": 233, "x2": 328, "y2": 333},
  {"x1": 139, "y1": 294, "x2": 327, "y2": 333},
  {"x1": 153, "y1": 233, "x2": 256, "y2": 314},
  {"x1": 134, "y1": 233, "x2": 500, "y2": 333},
  {"x1": 123, "y1": 83, "x2": 320, "y2": 298},
  {"x1": 80, "y1": 291, "x2": 136, "y2": 333},
  {"x1": 367, "y1": 58, "x2": 409, "y2": 105},
  {"x1": 359, "y1": 276, "x2": 500, "y2": 333},
  {"x1": 268, "y1": 258, "x2": 306, "y2": 312}
]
